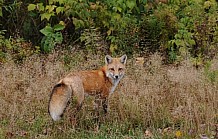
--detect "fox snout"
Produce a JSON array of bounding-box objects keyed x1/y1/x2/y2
[
  {"x1": 114, "y1": 75, "x2": 119, "y2": 79},
  {"x1": 113, "y1": 72, "x2": 122, "y2": 79},
  {"x1": 110, "y1": 71, "x2": 124, "y2": 80}
]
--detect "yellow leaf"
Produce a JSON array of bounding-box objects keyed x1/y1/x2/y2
[
  {"x1": 28, "y1": 4, "x2": 36, "y2": 11},
  {"x1": 175, "y1": 130, "x2": 182, "y2": 138},
  {"x1": 117, "y1": 7, "x2": 122, "y2": 12},
  {"x1": 113, "y1": 13, "x2": 121, "y2": 20},
  {"x1": 56, "y1": 7, "x2": 64, "y2": 14},
  {"x1": 35, "y1": 3, "x2": 44, "y2": 11},
  {"x1": 45, "y1": 5, "x2": 56, "y2": 13},
  {"x1": 41, "y1": 13, "x2": 54, "y2": 21},
  {"x1": 107, "y1": 27, "x2": 114, "y2": 35},
  {"x1": 107, "y1": 29, "x2": 111, "y2": 36},
  {"x1": 59, "y1": 21, "x2": 65, "y2": 26},
  {"x1": 109, "y1": 44, "x2": 117, "y2": 53}
]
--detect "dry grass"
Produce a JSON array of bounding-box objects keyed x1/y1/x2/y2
[{"x1": 0, "y1": 52, "x2": 217, "y2": 138}]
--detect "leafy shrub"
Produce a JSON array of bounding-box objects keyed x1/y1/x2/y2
[
  {"x1": 80, "y1": 27, "x2": 105, "y2": 53},
  {"x1": 40, "y1": 24, "x2": 64, "y2": 53},
  {"x1": 0, "y1": 0, "x2": 217, "y2": 63},
  {"x1": 166, "y1": 0, "x2": 218, "y2": 63},
  {"x1": 27, "y1": 0, "x2": 146, "y2": 54},
  {"x1": 138, "y1": 15, "x2": 167, "y2": 54},
  {"x1": 204, "y1": 61, "x2": 218, "y2": 83},
  {"x1": 0, "y1": 36, "x2": 40, "y2": 63},
  {"x1": 0, "y1": 29, "x2": 7, "y2": 62}
]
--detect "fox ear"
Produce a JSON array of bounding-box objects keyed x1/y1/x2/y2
[
  {"x1": 120, "y1": 54, "x2": 127, "y2": 64},
  {"x1": 105, "y1": 55, "x2": 113, "y2": 65}
]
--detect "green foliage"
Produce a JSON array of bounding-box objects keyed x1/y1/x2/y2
[
  {"x1": 0, "y1": 36, "x2": 40, "y2": 63},
  {"x1": 40, "y1": 24, "x2": 64, "y2": 53},
  {"x1": 0, "y1": 1, "x2": 24, "y2": 35},
  {"x1": 138, "y1": 15, "x2": 166, "y2": 54},
  {"x1": 0, "y1": 0, "x2": 3, "y2": 17},
  {"x1": 165, "y1": 0, "x2": 218, "y2": 63},
  {"x1": 135, "y1": 0, "x2": 218, "y2": 63},
  {"x1": 80, "y1": 27, "x2": 103, "y2": 53},
  {"x1": 0, "y1": 0, "x2": 218, "y2": 63},
  {"x1": 27, "y1": 2, "x2": 64, "y2": 21},
  {"x1": 0, "y1": 30, "x2": 7, "y2": 62},
  {"x1": 204, "y1": 61, "x2": 218, "y2": 83},
  {"x1": 95, "y1": 0, "x2": 145, "y2": 54},
  {"x1": 168, "y1": 21, "x2": 196, "y2": 62},
  {"x1": 27, "y1": 0, "x2": 90, "y2": 53},
  {"x1": 26, "y1": 0, "x2": 147, "y2": 54}
]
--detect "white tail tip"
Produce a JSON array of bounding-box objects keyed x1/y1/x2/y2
[{"x1": 50, "y1": 112, "x2": 61, "y2": 121}]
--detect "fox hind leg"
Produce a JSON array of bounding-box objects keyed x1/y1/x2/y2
[
  {"x1": 70, "y1": 80, "x2": 85, "y2": 116},
  {"x1": 68, "y1": 81, "x2": 85, "y2": 126}
]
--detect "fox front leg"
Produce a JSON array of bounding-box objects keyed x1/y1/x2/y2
[
  {"x1": 102, "y1": 98, "x2": 108, "y2": 114},
  {"x1": 93, "y1": 98, "x2": 102, "y2": 124},
  {"x1": 94, "y1": 99, "x2": 101, "y2": 115}
]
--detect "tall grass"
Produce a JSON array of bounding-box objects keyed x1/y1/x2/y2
[{"x1": 0, "y1": 53, "x2": 217, "y2": 138}]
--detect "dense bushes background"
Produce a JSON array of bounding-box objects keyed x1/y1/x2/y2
[{"x1": 0, "y1": 0, "x2": 217, "y2": 64}]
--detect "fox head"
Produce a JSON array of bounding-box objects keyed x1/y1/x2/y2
[{"x1": 105, "y1": 54, "x2": 127, "y2": 82}]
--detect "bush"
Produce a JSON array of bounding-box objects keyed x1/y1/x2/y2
[
  {"x1": 0, "y1": 0, "x2": 217, "y2": 63},
  {"x1": 166, "y1": 0, "x2": 218, "y2": 63}
]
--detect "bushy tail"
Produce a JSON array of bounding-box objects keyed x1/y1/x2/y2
[{"x1": 48, "y1": 83, "x2": 72, "y2": 121}]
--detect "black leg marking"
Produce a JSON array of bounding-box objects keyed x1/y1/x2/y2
[{"x1": 102, "y1": 98, "x2": 108, "y2": 114}]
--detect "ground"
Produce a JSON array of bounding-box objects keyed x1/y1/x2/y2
[{"x1": 0, "y1": 52, "x2": 217, "y2": 138}]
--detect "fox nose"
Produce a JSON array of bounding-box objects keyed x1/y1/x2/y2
[{"x1": 115, "y1": 75, "x2": 119, "y2": 79}]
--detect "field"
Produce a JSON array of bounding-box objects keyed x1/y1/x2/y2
[{"x1": 0, "y1": 52, "x2": 217, "y2": 138}]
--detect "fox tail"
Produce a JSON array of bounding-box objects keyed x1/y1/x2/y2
[{"x1": 48, "y1": 83, "x2": 72, "y2": 121}]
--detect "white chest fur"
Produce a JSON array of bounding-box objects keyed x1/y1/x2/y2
[
  {"x1": 106, "y1": 71, "x2": 124, "y2": 94},
  {"x1": 110, "y1": 78, "x2": 121, "y2": 94}
]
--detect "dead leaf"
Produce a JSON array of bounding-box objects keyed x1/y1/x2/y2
[
  {"x1": 6, "y1": 131, "x2": 14, "y2": 138},
  {"x1": 144, "y1": 129, "x2": 153, "y2": 138},
  {"x1": 199, "y1": 134, "x2": 209, "y2": 139}
]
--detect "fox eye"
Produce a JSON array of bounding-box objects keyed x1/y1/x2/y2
[
  {"x1": 109, "y1": 68, "x2": 115, "y2": 71},
  {"x1": 118, "y1": 68, "x2": 123, "y2": 71}
]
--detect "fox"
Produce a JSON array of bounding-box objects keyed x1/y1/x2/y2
[{"x1": 48, "y1": 54, "x2": 127, "y2": 121}]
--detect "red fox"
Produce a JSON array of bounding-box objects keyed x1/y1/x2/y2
[{"x1": 48, "y1": 55, "x2": 127, "y2": 121}]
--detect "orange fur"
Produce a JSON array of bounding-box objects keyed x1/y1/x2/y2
[{"x1": 48, "y1": 55, "x2": 127, "y2": 121}]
